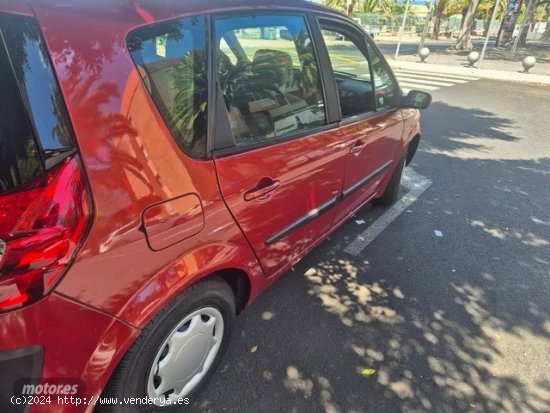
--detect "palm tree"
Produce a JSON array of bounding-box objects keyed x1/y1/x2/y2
[
  {"x1": 454, "y1": 0, "x2": 482, "y2": 50},
  {"x1": 432, "y1": 0, "x2": 451, "y2": 40},
  {"x1": 170, "y1": 50, "x2": 209, "y2": 150},
  {"x1": 542, "y1": 3, "x2": 550, "y2": 40},
  {"x1": 324, "y1": 0, "x2": 377, "y2": 15},
  {"x1": 324, "y1": 0, "x2": 348, "y2": 12},
  {"x1": 359, "y1": 0, "x2": 384, "y2": 13}
]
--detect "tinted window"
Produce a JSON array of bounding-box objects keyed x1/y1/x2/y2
[
  {"x1": 0, "y1": 13, "x2": 76, "y2": 194},
  {"x1": 0, "y1": 14, "x2": 74, "y2": 159},
  {"x1": 321, "y1": 26, "x2": 376, "y2": 118},
  {"x1": 0, "y1": 31, "x2": 43, "y2": 194},
  {"x1": 366, "y1": 42, "x2": 398, "y2": 108},
  {"x1": 127, "y1": 17, "x2": 208, "y2": 158},
  {"x1": 215, "y1": 15, "x2": 326, "y2": 146}
]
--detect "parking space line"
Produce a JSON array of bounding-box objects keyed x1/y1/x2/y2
[{"x1": 344, "y1": 168, "x2": 432, "y2": 256}]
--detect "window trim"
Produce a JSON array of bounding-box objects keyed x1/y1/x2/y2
[
  {"x1": 306, "y1": 12, "x2": 341, "y2": 125},
  {"x1": 210, "y1": 10, "x2": 333, "y2": 155},
  {"x1": 212, "y1": 123, "x2": 339, "y2": 158}
]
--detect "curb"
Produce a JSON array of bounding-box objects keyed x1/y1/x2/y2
[{"x1": 387, "y1": 59, "x2": 550, "y2": 86}]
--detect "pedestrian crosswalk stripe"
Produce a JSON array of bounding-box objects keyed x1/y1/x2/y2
[
  {"x1": 394, "y1": 69, "x2": 480, "y2": 81},
  {"x1": 398, "y1": 82, "x2": 440, "y2": 91},
  {"x1": 396, "y1": 75, "x2": 458, "y2": 86},
  {"x1": 393, "y1": 69, "x2": 480, "y2": 93}
]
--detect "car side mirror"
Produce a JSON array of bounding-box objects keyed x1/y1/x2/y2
[{"x1": 403, "y1": 90, "x2": 431, "y2": 109}]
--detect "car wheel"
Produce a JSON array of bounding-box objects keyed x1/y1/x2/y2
[
  {"x1": 100, "y1": 277, "x2": 235, "y2": 412},
  {"x1": 376, "y1": 155, "x2": 405, "y2": 206}
]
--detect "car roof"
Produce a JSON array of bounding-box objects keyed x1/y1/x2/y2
[{"x1": 26, "y1": 0, "x2": 340, "y2": 22}]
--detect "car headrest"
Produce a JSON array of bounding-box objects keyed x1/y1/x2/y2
[{"x1": 253, "y1": 49, "x2": 293, "y2": 89}]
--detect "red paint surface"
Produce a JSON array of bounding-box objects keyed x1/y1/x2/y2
[{"x1": 0, "y1": 2, "x2": 423, "y2": 411}]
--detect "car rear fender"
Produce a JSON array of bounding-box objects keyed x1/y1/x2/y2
[{"x1": 118, "y1": 240, "x2": 265, "y2": 328}]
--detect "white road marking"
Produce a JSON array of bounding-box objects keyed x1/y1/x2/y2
[
  {"x1": 397, "y1": 81, "x2": 440, "y2": 91},
  {"x1": 344, "y1": 168, "x2": 432, "y2": 256},
  {"x1": 394, "y1": 69, "x2": 481, "y2": 94},
  {"x1": 395, "y1": 75, "x2": 458, "y2": 86},
  {"x1": 394, "y1": 69, "x2": 480, "y2": 81}
]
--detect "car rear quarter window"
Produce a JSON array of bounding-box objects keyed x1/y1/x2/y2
[
  {"x1": 0, "y1": 13, "x2": 74, "y2": 194},
  {"x1": 127, "y1": 17, "x2": 208, "y2": 158}
]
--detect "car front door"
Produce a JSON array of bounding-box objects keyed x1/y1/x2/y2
[
  {"x1": 317, "y1": 18, "x2": 404, "y2": 225},
  {"x1": 212, "y1": 13, "x2": 345, "y2": 276}
]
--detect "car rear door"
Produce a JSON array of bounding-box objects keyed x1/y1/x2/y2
[
  {"x1": 316, "y1": 17, "x2": 404, "y2": 225},
  {"x1": 212, "y1": 12, "x2": 345, "y2": 276}
]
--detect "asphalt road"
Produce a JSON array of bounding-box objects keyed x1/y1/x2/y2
[{"x1": 191, "y1": 78, "x2": 550, "y2": 412}]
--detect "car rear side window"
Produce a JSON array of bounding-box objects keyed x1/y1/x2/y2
[
  {"x1": 0, "y1": 13, "x2": 74, "y2": 194},
  {"x1": 215, "y1": 14, "x2": 326, "y2": 147},
  {"x1": 127, "y1": 17, "x2": 208, "y2": 158}
]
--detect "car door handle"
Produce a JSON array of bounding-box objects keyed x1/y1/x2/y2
[
  {"x1": 349, "y1": 140, "x2": 367, "y2": 155},
  {"x1": 244, "y1": 178, "x2": 280, "y2": 201}
]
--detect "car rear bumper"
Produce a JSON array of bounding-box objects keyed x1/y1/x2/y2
[
  {"x1": 0, "y1": 346, "x2": 43, "y2": 413},
  {"x1": 0, "y1": 293, "x2": 139, "y2": 413}
]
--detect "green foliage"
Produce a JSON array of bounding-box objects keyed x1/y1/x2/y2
[
  {"x1": 359, "y1": 0, "x2": 385, "y2": 13},
  {"x1": 476, "y1": 0, "x2": 508, "y2": 19},
  {"x1": 170, "y1": 50, "x2": 208, "y2": 149},
  {"x1": 324, "y1": 0, "x2": 414, "y2": 18}
]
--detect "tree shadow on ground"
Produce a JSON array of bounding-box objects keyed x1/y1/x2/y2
[{"x1": 193, "y1": 103, "x2": 550, "y2": 413}]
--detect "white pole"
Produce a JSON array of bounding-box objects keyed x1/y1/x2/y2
[
  {"x1": 478, "y1": 0, "x2": 500, "y2": 68},
  {"x1": 395, "y1": 0, "x2": 412, "y2": 59}
]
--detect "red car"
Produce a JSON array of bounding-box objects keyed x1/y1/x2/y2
[{"x1": 0, "y1": 1, "x2": 430, "y2": 411}]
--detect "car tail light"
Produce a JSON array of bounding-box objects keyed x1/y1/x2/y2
[{"x1": 0, "y1": 156, "x2": 91, "y2": 312}]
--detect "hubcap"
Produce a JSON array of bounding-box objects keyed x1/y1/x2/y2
[{"x1": 147, "y1": 307, "x2": 224, "y2": 405}]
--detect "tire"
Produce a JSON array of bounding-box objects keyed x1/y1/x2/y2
[
  {"x1": 376, "y1": 155, "x2": 405, "y2": 206},
  {"x1": 99, "y1": 277, "x2": 236, "y2": 413}
]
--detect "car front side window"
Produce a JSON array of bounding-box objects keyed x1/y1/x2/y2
[
  {"x1": 320, "y1": 23, "x2": 376, "y2": 118},
  {"x1": 365, "y1": 41, "x2": 398, "y2": 109},
  {"x1": 215, "y1": 14, "x2": 327, "y2": 147}
]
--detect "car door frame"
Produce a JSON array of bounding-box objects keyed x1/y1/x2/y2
[
  {"x1": 308, "y1": 12, "x2": 406, "y2": 223},
  {"x1": 209, "y1": 10, "x2": 342, "y2": 156},
  {"x1": 208, "y1": 9, "x2": 349, "y2": 277},
  {"x1": 308, "y1": 12, "x2": 404, "y2": 121}
]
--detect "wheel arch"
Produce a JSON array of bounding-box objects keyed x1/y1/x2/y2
[
  {"x1": 216, "y1": 267, "x2": 252, "y2": 315},
  {"x1": 406, "y1": 133, "x2": 421, "y2": 166}
]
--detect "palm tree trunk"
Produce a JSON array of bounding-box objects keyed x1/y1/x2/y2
[
  {"x1": 455, "y1": 0, "x2": 482, "y2": 50},
  {"x1": 347, "y1": 0, "x2": 356, "y2": 16},
  {"x1": 432, "y1": 13, "x2": 443, "y2": 40},
  {"x1": 519, "y1": 0, "x2": 538, "y2": 45},
  {"x1": 543, "y1": 5, "x2": 550, "y2": 40}
]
